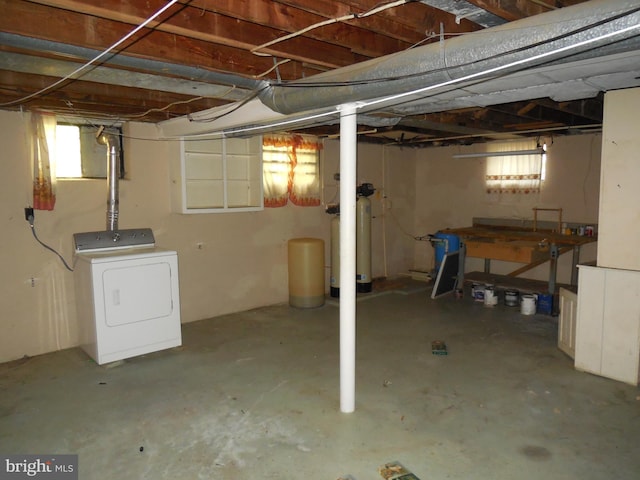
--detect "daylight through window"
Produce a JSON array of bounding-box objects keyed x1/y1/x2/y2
[
  {"x1": 263, "y1": 134, "x2": 322, "y2": 207},
  {"x1": 55, "y1": 123, "x2": 124, "y2": 179},
  {"x1": 485, "y1": 140, "x2": 546, "y2": 194}
]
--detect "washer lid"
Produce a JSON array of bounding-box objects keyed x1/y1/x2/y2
[{"x1": 73, "y1": 228, "x2": 155, "y2": 253}]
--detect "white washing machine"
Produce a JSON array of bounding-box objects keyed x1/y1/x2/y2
[{"x1": 73, "y1": 229, "x2": 182, "y2": 365}]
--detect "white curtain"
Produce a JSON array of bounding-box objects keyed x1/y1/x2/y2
[
  {"x1": 485, "y1": 139, "x2": 543, "y2": 194},
  {"x1": 263, "y1": 134, "x2": 321, "y2": 207},
  {"x1": 31, "y1": 111, "x2": 57, "y2": 210}
]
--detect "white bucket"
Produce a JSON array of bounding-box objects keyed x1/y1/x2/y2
[
  {"x1": 520, "y1": 294, "x2": 537, "y2": 315},
  {"x1": 484, "y1": 287, "x2": 498, "y2": 306}
]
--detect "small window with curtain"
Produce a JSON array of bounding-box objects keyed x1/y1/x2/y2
[
  {"x1": 263, "y1": 134, "x2": 322, "y2": 207},
  {"x1": 485, "y1": 140, "x2": 546, "y2": 194}
]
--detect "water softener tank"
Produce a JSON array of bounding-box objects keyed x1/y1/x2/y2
[
  {"x1": 330, "y1": 215, "x2": 340, "y2": 298},
  {"x1": 356, "y1": 195, "x2": 372, "y2": 293},
  {"x1": 433, "y1": 231, "x2": 460, "y2": 272},
  {"x1": 288, "y1": 238, "x2": 325, "y2": 308}
]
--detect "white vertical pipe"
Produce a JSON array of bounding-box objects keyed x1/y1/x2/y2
[{"x1": 339, "y1": 103, "x2": 357, "y2": 413}]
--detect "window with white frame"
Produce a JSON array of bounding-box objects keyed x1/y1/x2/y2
[
  {"x1": 485, "y1": 140, "x2": 546, "y2": 194},
  {"x1": 55, "y1": 123, "x2": 124, "y2": 179},
  {"x1": 177, "y1": 135, "x2": 263, "y2": 213},
  {"x1": 262, "y1": 134, "x2": 322, "y2": 207}
]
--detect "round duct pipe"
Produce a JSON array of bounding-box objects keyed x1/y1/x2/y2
[
  {"x1": 96, "y1": 129, "x2": 120, "y2": 232},
  {"x1": 258, "y1": 0, "x2": 640, "y2": 115}
]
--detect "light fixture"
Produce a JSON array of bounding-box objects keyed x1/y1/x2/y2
[{"x1": 452, "y1": 148, "x2": 544, "y2": 159}]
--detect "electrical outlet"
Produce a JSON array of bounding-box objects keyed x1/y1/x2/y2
[{"x1": 24, "y1": 207, "x2": 34, "y2": 222}]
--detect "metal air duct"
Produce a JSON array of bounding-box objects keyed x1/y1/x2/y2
[{"x1": 258, "y1": 0, "x2": 640, "y2": 115}]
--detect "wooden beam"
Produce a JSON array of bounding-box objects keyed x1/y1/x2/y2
[
  {"x1": 23, "y1": 0, "x2": 366, "y2": 68},
  {"x1": 191, "y1": 0, "x2": 414, "y2": 57},
  {"x1": 271, "y1": 0, "x2": 478, "y2": 46},
  {"x1": 0, "y1": 1, "x2": 279, "y2": 79},
  {"x1": 466, "y1": 0, "x2": 551, "y2": 22},
  {"x1": 0, "y1": 70, "x2": 226, "y2": 121}
]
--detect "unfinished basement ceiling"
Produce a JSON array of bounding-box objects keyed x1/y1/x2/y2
[{"x1": 1, "y1": 0, "x2": 639, "y2": 146}]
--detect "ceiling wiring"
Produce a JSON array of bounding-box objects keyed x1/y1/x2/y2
[
  {"x1": 254, "y1": 59, "x2": 292, "y2": 79},
  {"x1": 0, "y1": 0, "x2": 182, "y2": 108},
  {"x1": 187, "y1": 85, "x2": 271, "y2": 124},
  {"x1": 250, "y1": 0, "x2": 411, "y2": 57}
]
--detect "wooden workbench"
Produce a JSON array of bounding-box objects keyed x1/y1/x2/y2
[{"x1": 441, "y1": 223, "x2": 597, "y2": 295}]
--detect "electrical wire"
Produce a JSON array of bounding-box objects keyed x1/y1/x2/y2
[
  {"x1": 250, "y1": 0, "x2": 410, "y2": 57},
  {"x1": 384, "y1": 207, "x2": 431, "y2": 241},
  {"x1": 254, "y1": 59, "x2": 292, "y2": 79},
  {"x1": 28, "y1": 220, "x2": 74, "y2": 272},
  {"x1": 187, "y1": 85, "x2": 271, "y2": 124},
  {"x1": 0, "y1": 0, "x2": 181, "y2": 108}
]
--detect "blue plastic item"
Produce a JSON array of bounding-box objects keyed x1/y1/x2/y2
[
  {"x1": 433, "y1": 232, "x2": 460, "y2": 272},
  {"x1": 537, "y1": 293, "x2": 553, "y2": 315}
]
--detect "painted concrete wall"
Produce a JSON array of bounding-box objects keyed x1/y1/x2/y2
[
  {"x1": 0, "y1": 105, "x2": 606, "y2": 363},
  {"x1": 412, "y1": 133, "x2": 602, "y2": 283},
  {"x1": 321, "y1": 140, "x2": 416, "y2": 280},
  {"x1": 598, "y1": 87, "x2": 640, "y2": 270},
  {"x1": 0, "y1": 112, "x2": 412, "y2": 363}
]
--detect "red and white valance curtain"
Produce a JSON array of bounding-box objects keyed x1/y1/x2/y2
[
  {"x1": 263, "y1": 134, "x2": 322, "y2": 207},
  {"x1": 30, "y1": 111, "x2": 57, "y2": 210}
]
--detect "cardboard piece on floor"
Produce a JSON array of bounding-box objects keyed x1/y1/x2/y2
[
  {"x1": 378, "y1": 462, "x2": 421, "y2": 480},
  {"x1": 431, "y1": 251, "x2": 459, "y2": 299}
]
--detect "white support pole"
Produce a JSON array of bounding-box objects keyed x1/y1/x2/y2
[{"x1": 339, "y1": 103, "x2": 357, "y2": 413}]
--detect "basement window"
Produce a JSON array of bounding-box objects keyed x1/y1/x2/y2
[
  {"x1": 485, "y1": 140, "x2": 546, "y2": 194},
  {"x1": 263, "y1": 134, "x2": 322, "y2": 207},
  {"x1": 176, "y1": 135, "x2": 263, "y2": 213},
  {"x1": 55, "y1": 123, "x2": 125, "y2": 179}
]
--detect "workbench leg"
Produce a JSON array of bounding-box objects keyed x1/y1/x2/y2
[
  {"x1": 457, "y1": 242, "x2": 466, "y2": 290},
  {"x1": 571, "y1": 246, "x2": 581, "y2": 286},
  {"x1": 484, "y1": 258, "x2": 491, "y2": 274},
  {"x1": 548, "y1": 244, "x2": 559, "y2": 294}
]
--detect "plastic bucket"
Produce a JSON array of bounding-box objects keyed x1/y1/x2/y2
[
  {"x1": 520, "y1": 294, "x2": 537, "y2": 315},
  {"x1": 537, "y1": 293, "x2": 553, "y2": 315}
]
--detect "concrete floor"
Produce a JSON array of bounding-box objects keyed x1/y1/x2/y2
[{"x1": 1, "y1": 282, "x2": 639, "y2": 480}]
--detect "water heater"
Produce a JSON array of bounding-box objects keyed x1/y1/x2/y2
[
  {"x1": 329, "y1": 215, "x2": 340, "y2": 297},
  {"x1": 356, "y1": 194, "x2": 372, "y2": 293}
]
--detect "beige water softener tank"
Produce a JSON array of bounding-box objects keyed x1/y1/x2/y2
[{"x1": 288, "y1": 238, "x2": 325, "y2": 308}]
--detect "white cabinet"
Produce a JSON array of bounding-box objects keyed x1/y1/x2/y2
[
  {"x1": 174, "y1": 136, "x2": 263, "y2": 213},
  {"x1": 575, "y1": 265, "x2": 640, "y2": 385},
  {"x1": 558, "y1": 287, "x2": 577, "y2": 359}
]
